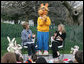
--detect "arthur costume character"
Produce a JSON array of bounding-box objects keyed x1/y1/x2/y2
[{"x1": 36, "y1": 3, "x2": 51, "y2": 55}]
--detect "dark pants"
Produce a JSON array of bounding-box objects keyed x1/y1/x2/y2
[
  {"x1": 51, "y1": 41, "x2": 62, "y2": 58},
  {"x1": 27, "y1": 43, "x2": 36, "y2": 56}
]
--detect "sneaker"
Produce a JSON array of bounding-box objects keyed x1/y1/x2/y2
[
  {"x1": 36, "y1": 51, "x2": 39, "y2": 55},
  {"x1": 57, "y1": 51, "x2": 60, "y2": 57},
  {"x1": 36, "y1": 50, "x2": 42, "y2": 55},
  {"x1": 43, "y1": 50, "x2": 49, "y2": 55},
  {"x1": 38, "y1": 50, "x2": 42, "y2": 55}
]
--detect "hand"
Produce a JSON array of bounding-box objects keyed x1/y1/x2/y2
[
  {"x1": 54, "y1": 33, "x2": 57, "y2": 37},
  {"x1": 43, "y1": 15, "x2": 47, "y2": 21},
  {"x1": 43, "y1": 15, "x2": 47, "y2": 19},
  {"x1": 42, "y1": 18, "x2": 46, "y2": 21},
  {"x1": 28, "y1": 34, "x2": 31, "y2": 38},
  {"x1": 53, "y1": 36, "x2": 55, "y2": 40},
  {"x1": 57, "y1": 36, "x2": 63, "y2": 41},
  {"x1": 32, "y1": 34, "x2": 36, "y2": 38},
  {"x1": 42, "y1": 15, "x2": 47, "y2": 21}
]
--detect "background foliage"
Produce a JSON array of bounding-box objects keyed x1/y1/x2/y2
[{"x1": 1, "y1": 23, "x2": 83, "y2": 56}]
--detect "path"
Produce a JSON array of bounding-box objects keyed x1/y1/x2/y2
[{"x1": 23, "y1": 54, "x2": 75, "y2": 63}]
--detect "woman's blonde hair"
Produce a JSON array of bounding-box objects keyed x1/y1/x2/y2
[
  {"x1": 58, "y1": 24, "x2": 66, "y2": 33},
  {"x1": 22, "y1": 22, "x2": 29, "y2": 29}
]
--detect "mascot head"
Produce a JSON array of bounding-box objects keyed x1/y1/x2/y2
[{"x1": 38, "y1": 3, "x2": 49, "y2": 17}]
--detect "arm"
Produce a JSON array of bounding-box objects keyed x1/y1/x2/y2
[
  {"x1": 21, "y1": 31, "x2": 28, "y2": 42},
  {"x1": 45, "y1": 17, "x2": 51, "y2": 26},
  {"x1": 54, "y1": 31, "x2": 58, "y2": 40},
  {"x1": 37, "y1": 17, "x2": 44, "y2": 26},
  {"x1": 54, "y1": 31, "x2": 58, "y2": 36},
  {"x1": 57, "y1": 36, "x2": 63, "y2": 41},
  {"x1": 29, "y1": 30, "x2": 33, "y2": 38},
  {"x1": 30, "y1": 30, "x2": 36, "y2": 38},
  {"x1": 61, "y1": 33, "x2": 66, "y2": 41},
  {"x1": 57, "y1": 33, "x2": 66, "y2": 41}
]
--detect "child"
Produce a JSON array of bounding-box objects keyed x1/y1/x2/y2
[
  {"x1": 25, "y1": 59, "x2": 32, "y2": 63},
  {"x1": 16, "y1": 54, "x2": 23, "y2": 63},
  {"x1": 74, "y1": 50, "x2": 83, "y2": 63},
  {"x1": 1, "y1": 52, "x2": 17, "y2": 63},
  {"x1": 25, "y1": 54, "x2": 37, "y2": 63},
  {"x1": 21, "y1": 22, "x2": 36, "y2": 58},
  {"x1": 31, "y1": 54, "x2": 37, "y2": 63},
  {"x1": 36, "y1": 57, "x2": 47, "y2": 63}
]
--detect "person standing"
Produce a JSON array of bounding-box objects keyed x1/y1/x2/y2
[{"x1": 36, "y1": 3, "x2": 51, "y2": 55}]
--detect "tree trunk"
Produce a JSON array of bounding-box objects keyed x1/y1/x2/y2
[
  {"x1": 13, "y1": 14, "x2": 19, "y2": 24},
  {"x1": 61, "y1": 1, "x2": 81, "y2": 25},
  {"x1": 14, "y1": 19, "x2": 18, "y2": 24},
  {"x1": 25, "y1": 15, "x2": 28, "y2": 22}
]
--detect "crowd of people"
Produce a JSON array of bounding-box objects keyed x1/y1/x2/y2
[{"x1": 1, "y1": 50, "x2": 83, "y2": 63}]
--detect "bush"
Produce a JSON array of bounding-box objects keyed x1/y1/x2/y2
[{"x1": 1, "y1": 23, "x2": 37, "y2": 38}]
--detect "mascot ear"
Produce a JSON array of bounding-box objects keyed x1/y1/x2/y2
[
  {"x1": 45, "y1": 3, "x2": 48, "y2": 7},
  {"x1": 41, "y1": 3, "x2": 44, "y2": 7}
]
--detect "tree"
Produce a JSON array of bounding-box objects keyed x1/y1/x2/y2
[
  {"x1": 1, "y1": 1, "x2": 40, "y2": 24},
  {"x1": 1, "y1": 1, "x2": 25, "y2": 24},
  {"x1": 61, "y1": 1, "x2": 83, "y2": 25},
  {"x1": 1, "y1": 1, "x2": 83, "y2": 25}
]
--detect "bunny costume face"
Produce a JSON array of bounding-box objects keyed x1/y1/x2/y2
[{"x1": 38, "y1": 3, "x2": 49, "y2": 17}]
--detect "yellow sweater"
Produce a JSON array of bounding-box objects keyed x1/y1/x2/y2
[{"x1": 37, "y1": 16, "x2": 51, "y2": 32}]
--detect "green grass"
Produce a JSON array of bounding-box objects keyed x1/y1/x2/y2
[{"x1": 1, "y1": 22, "x2": 83, "y2": 57}]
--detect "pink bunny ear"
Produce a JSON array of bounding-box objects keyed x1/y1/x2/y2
[
  {"x1": 45, "y1": 3, "x2": 48, "y2": 7},
  {"x1": 41, "y1": 3, "x2": 44, "y2": 7}
]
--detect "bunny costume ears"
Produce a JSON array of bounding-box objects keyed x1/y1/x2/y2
[{"x1": 39, "y1": 3, "x2": 49, "y2": 11}]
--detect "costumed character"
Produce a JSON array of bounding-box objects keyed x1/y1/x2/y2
[{"x1": 36, "y1": 3, "x2": 51, "y2": 55}]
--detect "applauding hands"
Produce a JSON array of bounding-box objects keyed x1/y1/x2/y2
[
  {"x1": 42, "y1": 15, "x2": 47, "y2": 21},
  {"x1": 32, "y1": 34, "x2": 36, "y2": 38},
  {"x1": 28, "y1": 34, "x2": 31, "y2": 38},
  {"x1": 28, "y1": 34, "x2": 36, "y2": 39}
]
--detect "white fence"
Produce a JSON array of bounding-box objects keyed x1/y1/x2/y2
[
  {"x1": 2, "y1": 20, "x2": 14, "y2": 24},
  {"x1": 1, "y1": 20, "x2": 34, "y2": 26}
]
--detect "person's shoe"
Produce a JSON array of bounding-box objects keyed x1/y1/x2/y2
[
  {"x1": 36, "y1": 50, "x2": 42, "y2": 55},
  {"x1": 43, "y1": 50, "x2": 49, "y2": 55},
  {"x1": 38, "y1": 50, "x2": 42, "y2": 55},
  {"x1": 57, "y1": 51, "x2": 60, "y2": 57},
  {"x1": 36, "y1": 51, "x2": 39, "y2": 55}
]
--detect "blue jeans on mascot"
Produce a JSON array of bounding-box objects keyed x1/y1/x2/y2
[{"x1": 37, "y1": 31, "x2": 49, "y2": 55}]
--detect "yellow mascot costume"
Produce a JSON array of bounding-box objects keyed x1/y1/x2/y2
[{"x1": 36, "y1": 3, "x2": 51, "y2": 55}]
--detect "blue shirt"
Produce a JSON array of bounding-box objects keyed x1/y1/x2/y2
[{"x1": 21, "y1": 29, "x2": 33, "y2": 46}]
